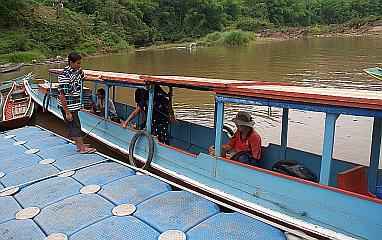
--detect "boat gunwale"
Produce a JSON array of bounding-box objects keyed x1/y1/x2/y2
[{"x1": 217, "y1": 155, "x2": 382, "y2": 204}]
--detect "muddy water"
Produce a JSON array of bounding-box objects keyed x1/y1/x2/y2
[{"x1": 4, "y1": 35, "x2": 382, "y2": 167}]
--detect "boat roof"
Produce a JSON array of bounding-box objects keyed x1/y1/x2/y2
[
  {"x1": 49, "y1": 69, "x2": 266, "y2": 90},
  {"x1": 49, "y1": 69, "x2": 143, "y2": 85},
  {"x1": 49, "y1": 68, "x2": 382, "y2": 111},
  {"x1": 140, "y1": 75, "x2": 273, "y2": 90},
  {"x1": 214, "y1": 84, "x2": 382, "y2": 111}
]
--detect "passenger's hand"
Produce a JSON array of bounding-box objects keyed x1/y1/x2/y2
[
  {"x1": 90, "y1": 99, "x2": 95, "y2": 107},
  {"x1": 66, "y1": 111, "x2": 73, "y2": 121},
  {"x1": 122, "y1": 121, "x2": 128, "y2": 128},
  {"x1": 208, "y1": 145, "x2": 215, "y2": 155}
]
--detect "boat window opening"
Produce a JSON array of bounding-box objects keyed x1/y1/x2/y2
[{"x1": 86, "y1": 82, "x2": 143, "y2": 125}]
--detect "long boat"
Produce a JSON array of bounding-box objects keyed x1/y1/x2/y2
[
  {"x1": 0, "y1": 64, "x2": 22, "y2": 74},
  {"x1": 364, "y1": 67, "x2": 382, "y2": 81},
  {"x1": 25, "y1": 69, "x2": 382, "y2": 239},
  {"x1": 1, "y1": 74, "x2": 34, "y2": 128}
]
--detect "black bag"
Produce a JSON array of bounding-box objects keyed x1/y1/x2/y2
[
  {"x1": 110, "y1": 115, "x2": 122, "y2": 124},
  {"x1": 272, "y1": 159, "x2": 315, "y2": 181},
  {"x1": 231, "y1": 150, "x2": 259, "y2": 166}
]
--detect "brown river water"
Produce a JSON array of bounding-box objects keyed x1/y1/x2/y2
[{"x1": 2, "y1": 35, "x2": 382, "y2": 167}]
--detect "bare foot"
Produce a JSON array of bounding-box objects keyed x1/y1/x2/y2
[
  {"x1": 77, "y1": 144, "x2": 91, "y2": 152},
  {"x1": 79, "y1": 147, "x2": 96, "y2": 154}
]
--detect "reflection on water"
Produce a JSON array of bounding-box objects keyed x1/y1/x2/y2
[{"x1": 2, "y1": 35, "x2": 382, "y2": 166}]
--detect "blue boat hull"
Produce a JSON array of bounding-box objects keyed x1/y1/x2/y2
[{"x1": 26, "y1": 80, "x2": 382, "y2": 239}]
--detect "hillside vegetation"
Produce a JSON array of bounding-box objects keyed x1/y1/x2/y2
[{"x1": 0, "y1": 0, "x2": 381, "y2": 62}]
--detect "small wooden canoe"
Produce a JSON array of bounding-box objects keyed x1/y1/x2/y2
[
  {"x1": 1, "y1": 80, "x2": 34, "y2": 128},
  {"x1": 364, "y1": 67, "x2": 382, "y2": 81}
]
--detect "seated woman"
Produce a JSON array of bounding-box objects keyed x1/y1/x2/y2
[
  {"x1": 209, "y1": 111, "x2": 261, "y2": 166},
  {"x1": 122, "y1": 86, "x2": 178, "y2": 144}
]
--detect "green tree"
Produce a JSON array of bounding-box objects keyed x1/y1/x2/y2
[
  {"x1": 0, "y1": 0, "x2": 32, "y2": 27},
  {"x1": 349, "y1": 0, "x2": 381, "y2": 18},
  {"x1": 66, "y1": 0, "x2": 102, "y2": 14},
  {"x1": 316, "y1": 0, "x2": 351, "y2": 24}
]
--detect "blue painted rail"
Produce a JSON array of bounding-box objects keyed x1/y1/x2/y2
[{"x1": 0, "y1": 126, "x2": 286, "y2": 240}]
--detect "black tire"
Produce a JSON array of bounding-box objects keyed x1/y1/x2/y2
[
  {"x1": 129, "y1": 130, "x2": 154, "y2": 170},
  {"x1": 223, "y1": 124, "x2": 235, "y2": 138}
]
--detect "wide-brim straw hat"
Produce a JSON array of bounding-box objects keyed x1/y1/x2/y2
[{"x1": 232, "y1": 111, "x2": 255, "y2": 127}]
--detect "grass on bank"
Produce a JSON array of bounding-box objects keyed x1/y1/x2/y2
[
  {"x1": 0, "y1": 51, "x2": 46, "y2": 64},
  {"x1": 198, "y1": 30, "x2": 253, "y2": 46}
]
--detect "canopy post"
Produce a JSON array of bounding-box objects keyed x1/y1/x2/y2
[
  {"x1": 93, "y1": 82, "x2": 97, "y2": 102},
  {"x1": 169, "y1": 86, "x2": 173, "y2": 103},
  {"x1": 280, "y1": 108, "x2": 289, "y2": 161},
  {"x1": 112, "y1": 85, "x2": 116, "y2": 103},
  {"x1": 146, "y1": 85, "x2": 154, "y2": 133},
  {"x1": 105, "y1": 84, "x2": 109, "y2": 119},
  {"x1": 368, "y1": 118, "x2": 382, "y2": 193},
  {"x1": 80, "y1": 76, "x2": 83, "y2": 108},
  {"x1": 49, "y1": 73, "x2": 53, "y2": 97},
  {"x1": 319, "y1": 113, "x2": 339, "y2": 185},
  {"x1": 214, "y1": 99, "x2": 225, "y2": 158}
]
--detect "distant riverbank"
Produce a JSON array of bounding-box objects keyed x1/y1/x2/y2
[{"x1": 2, "y1": 19, "x2": 381, "y2": 66}]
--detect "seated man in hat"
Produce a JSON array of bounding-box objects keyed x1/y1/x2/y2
[{"x1": 208, "y1": 111, "x2": 262, "y2": 165}]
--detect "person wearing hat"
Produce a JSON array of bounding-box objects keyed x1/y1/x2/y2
[{"x1": 208, "y1": 111, "x2": 262, "y2": 163}]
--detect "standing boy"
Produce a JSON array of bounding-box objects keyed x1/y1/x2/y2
[{"x1": 58, "y1": 51, "x2": 96, "y2": 154}]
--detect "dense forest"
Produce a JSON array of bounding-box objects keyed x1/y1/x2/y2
[{"x1": 0, "y1": 0, "x2": 381, "y2": 62}]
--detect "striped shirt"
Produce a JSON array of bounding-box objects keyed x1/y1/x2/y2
[{"x1": 57, "y1": 66, "x2": 84, "y2": 111}]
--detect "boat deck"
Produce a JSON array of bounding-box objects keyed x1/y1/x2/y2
[{"x1": 0, "y1": 126, "x2": 286, "y2": 240}]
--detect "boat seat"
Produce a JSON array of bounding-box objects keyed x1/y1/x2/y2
[
  {"x1": 12, "y1": 97, "x2": 28, "y2": 103},
  {"x1": 337, "y1": 166, "x2": 375, "y2": 197}
]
